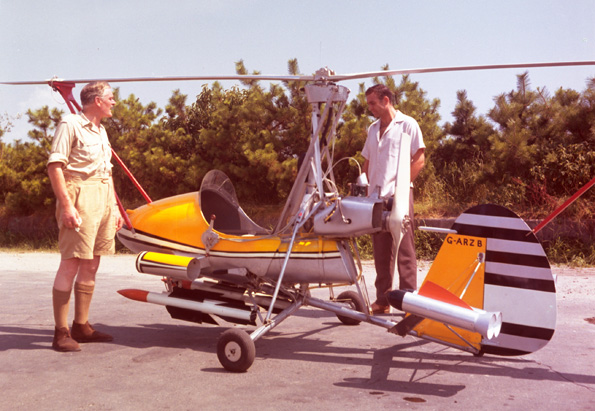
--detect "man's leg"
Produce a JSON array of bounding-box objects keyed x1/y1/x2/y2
[
  {"x1": 73, "y1": 256, "x2": 99, "y2": 325},
  {"x1": 52, "y1": 258, "x2": 81, "y2": 352},
  {"x1": 71, "y1": 256, "x2": 113, "y2": 343},
  {"x1": 372, "y1": 231, "x2": 394, "y2": 309}
]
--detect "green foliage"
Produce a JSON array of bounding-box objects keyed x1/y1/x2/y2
[
  {"x1": 0, "y1": 108, "x2": 62, "y2": 215},
  {"x1": 428, "y1": 72, "x2": 595, "y2": 218},
  {"x1": 414, "y1": 230, "x2": 443, "y2": 261},
  {"x1": 354, "y1": 235, "x2": 373, "y2": 260},
  {"x1": 26, "y1": 106, "x2": 63, "y2": 154},
  {"x1": 0, "y1": 112, "x2": 20, "y2": 141}
]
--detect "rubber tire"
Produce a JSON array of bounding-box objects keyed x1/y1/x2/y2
[
  {"x1": 335, "y1": 290, "x2": 365, "y2": 326},
  {"x1": 217, "y1": 329, "x2": 256, "y2": 372}
]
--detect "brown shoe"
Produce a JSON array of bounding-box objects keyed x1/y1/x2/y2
[
  {"x1": 52, "y1": 327, "x2": 81, "y2": 352},
  {"x1": 371, "y1": 302, "x2": 390, "y2": 314},
  {"x1": 71, "y1": 321, "x2": 113, "y2": 343}
]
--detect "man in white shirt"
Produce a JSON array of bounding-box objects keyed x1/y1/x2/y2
[{"x1": 362, "y1": 84, "x2": 425, "y2": 314}]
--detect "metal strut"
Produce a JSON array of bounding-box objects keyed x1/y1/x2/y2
[
  {"x1": 250, "y1": 297, "x2": 304, "y2": 342},
  {"x1": 263, "y1": 207, "x2": 306, "y2": 323}
]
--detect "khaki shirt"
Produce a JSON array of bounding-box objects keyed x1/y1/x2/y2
[{"x1": 47, "y1": 113, "x2": 113, "y2": 178}]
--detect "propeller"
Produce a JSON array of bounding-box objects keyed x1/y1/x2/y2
[
  {"x1": 387, "y1": 133, "x2": 412, "y2": 312},
  {"x1": 2, "y1": 60, "x2": 594, "y2": 86}
]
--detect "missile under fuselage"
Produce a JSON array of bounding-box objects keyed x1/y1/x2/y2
[
  {"x1": 178, "y1": 280, "x2": 292, "y2": 313},
  {"x1": 387, "y1": 287, "x2": 502, "y2": 340},
  {"x1": 118, "y1": 289, "x2": 256, "y2": 324}
]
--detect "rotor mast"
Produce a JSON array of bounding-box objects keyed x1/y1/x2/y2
[{"x1": 274, "y1": 68, "x2": 352, "y2": 233}]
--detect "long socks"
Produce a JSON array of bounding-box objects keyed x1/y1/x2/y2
[
  {"x1": 74, "y1": 282, "x2": 94, "y2": 325},
  {"x1": 52, "y1": 288, "x2": 72, "y2": 329}
]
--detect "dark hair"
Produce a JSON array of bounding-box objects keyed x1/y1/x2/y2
[
  {"x1": 365, "y1": 84, "x2": 394, "y2": 105},
  {"x1": 80, "y1": 81, "x2": 111, "y2": 106}
]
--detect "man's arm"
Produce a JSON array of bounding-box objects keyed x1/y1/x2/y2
[
  {"x1": 48, "y1": 163, "x2": 80, "y2": 229},
  {"x1": 411, "y1": 148, "x2": 425, "y2": 182}
]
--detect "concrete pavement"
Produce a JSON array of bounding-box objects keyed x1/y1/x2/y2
[{"x1": 0, "y1": 252, "x2": 593, "y2": 410}]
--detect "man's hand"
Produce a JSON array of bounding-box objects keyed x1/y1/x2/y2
[
  {"x1": 48, "y1": 163, "x2": 81, "y2": 230},
  {"x1": 115, "y1": 214, "x2": 124, "y2": 231},
  {"x1": 61, "y1": 204, "x2": 82, "y2": 230}
]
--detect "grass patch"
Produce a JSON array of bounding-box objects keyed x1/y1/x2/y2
[
  {"x1": 0, "y1": 231, "x2": 57, "y2": 252},
  {"x1": 355, "y1": 235, "x2": 373, "y2": 260},
  {"x1": 543, "y1": 237, "x2": 595, "y2": 267}
]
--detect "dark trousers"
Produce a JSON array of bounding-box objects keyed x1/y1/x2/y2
[{"x1": 372, "y1": 189, "x2": 417, "y2": 306}]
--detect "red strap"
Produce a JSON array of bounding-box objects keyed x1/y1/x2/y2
[{"x1": 533, "y1": 175, "x2": 595, "y2": 234}]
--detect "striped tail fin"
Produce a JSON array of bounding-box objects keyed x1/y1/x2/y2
[{"x1": 417, "y1": 204, "x2": 556, "y2": 356}]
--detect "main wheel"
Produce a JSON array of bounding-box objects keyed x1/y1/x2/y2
[
  {"x1": 217, "y1": 329, "x2": 256, "y2": 372},
  {"x1": 335, "y1": 290, "x2": 365, "y2": 326}
]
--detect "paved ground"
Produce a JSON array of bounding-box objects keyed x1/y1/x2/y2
[{"x1": 0, "y1": 252, "x2": 593, "y2": 410}]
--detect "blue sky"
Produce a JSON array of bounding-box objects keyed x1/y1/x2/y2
[{"x1": 1, "y1": 1, "x2": 594, "y2": 143}]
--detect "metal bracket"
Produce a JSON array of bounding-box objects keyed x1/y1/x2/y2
[{"x1": 201, "y1": 215, "x2": 220, "y2": 255}]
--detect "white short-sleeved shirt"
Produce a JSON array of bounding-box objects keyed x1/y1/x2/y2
[
  {"x1": 361, "y1": 110, "x2": 425, "y2": 198},
  {"x1": 47, "y1": 113, "x2": 113, "y2": 178}
]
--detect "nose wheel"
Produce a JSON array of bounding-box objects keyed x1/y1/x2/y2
[
  {"x1": 217, "y1": 329, "x2": 256, "y2": 372},
  {"x1": 335, "y1": 290, "x2": 365, "y2": 325}
]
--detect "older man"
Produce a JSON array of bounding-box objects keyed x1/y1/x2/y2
[
  {"x1": 362, "y1": 84, "x2": 425, "y2": 314},
  {"x1": 48, "y1": 81, "x2": 123, "y2": 351}
]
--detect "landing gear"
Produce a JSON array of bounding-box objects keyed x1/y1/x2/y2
[
  {"x1": 216, "y1": 287, "x2": 368, "y2": 372},
  {"x1": 335, "y1": 290, "x2": 365, "y2": 326},
  {"x1": 217, "y1": 329, "x2": 256, "y2": 372}
]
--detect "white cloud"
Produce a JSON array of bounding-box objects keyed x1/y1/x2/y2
[
  {"x1": 2, "y1": 85, "x2": 71, "y2": 144},
  {"x1": 17, "y1": 85, "x2": 69, "y2": 113}
]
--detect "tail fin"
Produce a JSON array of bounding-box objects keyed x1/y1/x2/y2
[{"x1": 418, "y1": 204, "x2": 556, "y2": 356}]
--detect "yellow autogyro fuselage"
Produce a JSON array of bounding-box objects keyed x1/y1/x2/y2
[{"x1": 117, "y1": 188, "x2": 358, "y2": 285}]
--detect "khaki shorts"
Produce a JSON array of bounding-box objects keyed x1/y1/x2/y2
[{"x1": 56, "y1": 175, "x2": 116, "y2": 260}]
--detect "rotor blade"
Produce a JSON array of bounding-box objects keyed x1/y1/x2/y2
[
  {"x1": 0, "y1": 74, "x2": 316, "y2": 86},
  {"x1": 3, "y1": 60, "x2": 593, "y2": 86},
  {"x1": 330, "y1": 60, "x2": 595, "y2": 82}
]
